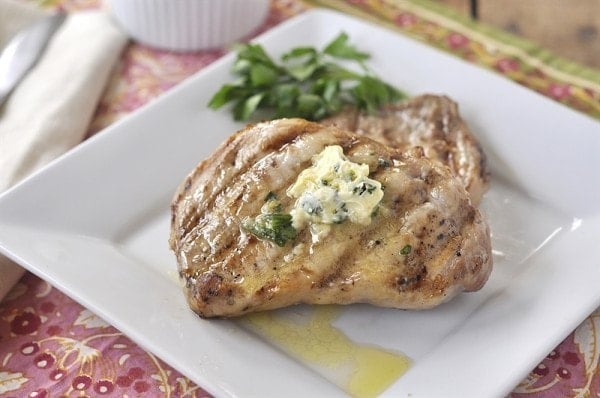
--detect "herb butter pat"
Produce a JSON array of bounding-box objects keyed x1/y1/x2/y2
[{"x1": 287, "y1": 145, "x2": 383, "y2": 230}]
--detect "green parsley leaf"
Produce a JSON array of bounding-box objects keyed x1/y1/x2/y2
[
  {"x1": 236, "y1": 43, "x2": 279, "y2": 69},
  {"x1": 282, "y1": 46, "x2": 317, "y2": 61},
  {"x1": 208, "y1": 32, "x2": 407, "y2": 121},
  {"x1": 297, "y1": 93, "x2": 325, "y2": 119},
  {"x1": 233, "y1": 93, "x2": 264, "y2": 121},
  {"x1": 354, "y1": 75, "x2": 403, "y2": 113},
  {"x1": 208, "y1": 84, "x2": 238, "y2": 109},
  {"x1": 250, "y1": 63, "x2": 279, "y2": 87},
  {"x1": 323, "y1": 32, "x2": 370, "y2": 61}
]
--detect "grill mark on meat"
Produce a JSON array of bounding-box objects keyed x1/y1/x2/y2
[
  {"x1": 315, "y1": 258, "x2": 346, "y2": 290},
  {"x1": 173, "y1": 123, "x2": 313, "y2": 246},
  {"x1": 395, "y1": 265, "x2": 427, "y2": 292},
  {"x1": 198, "y1": 272, "x2": 223, "y2": 302},
  {"x1": 316, "y1": 222, "x2": 385, "y2": 292},
  {"x1": 179, "y1": 147, "x2": 305, "y2": 265}
]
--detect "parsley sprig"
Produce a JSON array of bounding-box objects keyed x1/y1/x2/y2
[{"x1": 208, "y1": 33, "x2": 406, "y2": 121}]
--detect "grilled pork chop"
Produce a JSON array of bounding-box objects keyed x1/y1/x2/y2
[
  {"x1": 322, "y1": 94, "x2": 489, "y2": 204},
  {"x1": 169, "y1": 118, "x2": 492, "y2": 318}
]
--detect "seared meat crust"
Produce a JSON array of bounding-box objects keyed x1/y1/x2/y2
[
  {"x1": 169, "y1": 119, "x2": 492, "y2": 318},
  {"x1": 322, "y1": 94, "x2": 490, "y2": 204}
]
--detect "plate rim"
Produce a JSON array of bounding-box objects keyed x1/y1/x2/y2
[{"x1": 0, "y1": 7, "x2": 599, "y2": 398}]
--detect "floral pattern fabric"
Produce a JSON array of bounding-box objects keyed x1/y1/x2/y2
[
  {"x1": 0, "y1": 273, "x2": 208, "y2": 397},
  {"x1": 2, "y1": 0, "x2": 600, "y2": 397}
]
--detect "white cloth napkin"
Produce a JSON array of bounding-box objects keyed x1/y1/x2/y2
[{"x1": 0, "y1": 0, "x2": 128, "y2": 300}]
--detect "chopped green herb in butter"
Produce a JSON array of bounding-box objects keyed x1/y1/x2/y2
[
  {"x1": 242, "y1": 193, "x2": 297, "y2": 246},
  {"x1": 400, "y1": 244, "x2": 412, "y2": 255},
  {"x1": 287, "y1": 145, "x2": 383, "y2": 230},
  {"x1": 242, "y1": 213, "x2": 297, "y2": 247}
]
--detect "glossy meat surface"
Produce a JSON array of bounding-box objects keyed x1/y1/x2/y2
[
  {"x1": 322, "y1": 94, "x2": 490, "y2": 204},
  {"x1": 169, "y1": 119, "x2": 492, "y2": 318}
]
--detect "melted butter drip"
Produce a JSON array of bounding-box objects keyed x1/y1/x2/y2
[{"x1": 240, "y1": 306, "x2": 411, "y2": 397}]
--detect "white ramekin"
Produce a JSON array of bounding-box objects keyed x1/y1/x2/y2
[{"x1": 108, "y1": 0, "x2": 271, "y2": 52}]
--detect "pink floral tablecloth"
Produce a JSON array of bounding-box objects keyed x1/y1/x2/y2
[{"x1": 1, "y1": 0, "x2": 600, "y2": 397}]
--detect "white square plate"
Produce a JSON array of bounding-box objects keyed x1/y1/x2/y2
[{"x1": 1, "y1": 9, "x2": 599, "y2": 398}]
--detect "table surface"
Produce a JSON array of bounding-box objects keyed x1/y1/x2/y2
[
  {"x1": 1, "y1": 0, "x2": 599, "y2": 397},
  {"x1": 438, "y1": 0, "x2": 600, "y2": 69}
]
